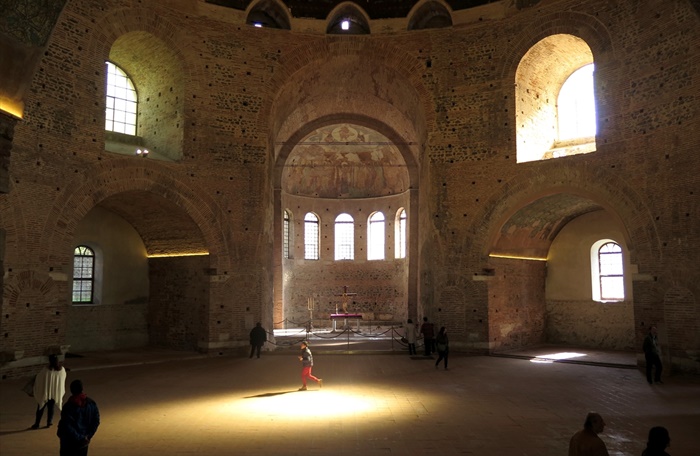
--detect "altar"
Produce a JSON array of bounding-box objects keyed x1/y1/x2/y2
[{"x1": 330, "y1": 313, "x2": 362, "y2": 332}]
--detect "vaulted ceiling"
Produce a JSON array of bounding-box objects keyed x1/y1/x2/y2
[{"x1": 207, "y1": 0, "x2": 500, "y2": 20}]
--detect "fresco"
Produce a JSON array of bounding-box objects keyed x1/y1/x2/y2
[{"x1": 282, "y1": 124, "x2": 410, "y2": 198}]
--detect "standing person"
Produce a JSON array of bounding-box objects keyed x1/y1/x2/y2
[
  {"x1": 643, "y1": 326, "x2": 663, "y2": 384},
  {"x1": 641, "y1": 426, "x2": 671, "y2": 456},
  {"x1": 420, "y1": 317, "x2": 435, "y2": 356},
  {"x1": 435, "y1": 326, "x2": 449, "y2": 370},
  {"x1": 404, "y1": 319, "x2": 418, "y2": 355},
  {"x1": 297, "y1": 341, "x2": 322, "y2": 391},
  {"x1": 57, "y1": 379, "x2": 100, "y2": 456},
  {"x1": 568, "y1": 412, "x2": 610, "y2": 456},
  {"x1": 249, "y1": 322, "x2": 267, "y2": 359},
  {"x1": 31, "y1": 354, "x2": 66, "y2": 429}
]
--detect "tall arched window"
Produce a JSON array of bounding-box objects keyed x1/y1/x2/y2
[
  {"x1": 590, "y1": 240, "x2": 624, "y2": 302},
  {"x1": 395, "y1": 208, "x2": 407, "y2": 259},
  {"x1": 72, "y1": 245, "x2": 95, "y2": 303},
  {"x1": 367, "y1": 212, "x2": 385, "y2": 260},
  {"x1": 105, "y1": 61, "x2": 138, "y2": 135},
  {"x1": 558, "y1": 64, "x2": 596, "y2": 141},
  {"x1": 283, "y1": 210, "x2": 291, "y2": 259},
  {"x1": 304, "y1": 213, "x2": 319, "y2": 260},
  {"x1": 335, "y1": 213, "x2": 354, "y2": 260},
  {"x1": 515, "y1": 34, "x2": 597, "y2": 162}
]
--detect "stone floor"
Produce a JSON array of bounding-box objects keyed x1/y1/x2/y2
[{"x1": 1, "y1": 333, "x2": 698, "y2": 455}]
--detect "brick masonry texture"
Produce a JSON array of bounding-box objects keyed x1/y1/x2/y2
[{"x1": 0, "y1": 0, "x2": 698, "y2": 378}]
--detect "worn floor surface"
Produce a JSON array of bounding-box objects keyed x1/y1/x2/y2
[{"x1": 1, "y1": 335, "x2": 698, "y2": 455}]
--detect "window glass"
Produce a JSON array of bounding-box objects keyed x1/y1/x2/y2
[
  {"x1": 283, "y1": 210, "x2": 291, "y2": 259},
  {"x1": 335, "y1": 213, "x2": 354, "y2": 260},
  {"x1": 558, "y1": 64, "x2": 596, "y2": 141},
  {"x1": 368, "y1": 212, "x2": 385, "y2": 260},
  {"x1": 598, "y1": 242, "x2": 624, "y2": 301},
  {"x1": 304, "y1": 213, "x2": 319, "y2": 260},
  {"x1": 72, "y1": 245, "x2": 95, "y2": 303},
  {"x1": 105, "y1": 61, "x2": 138, "y2": 135},
  {"x1": 395, "y1": 209, "x2": 407, "y2": 259}
]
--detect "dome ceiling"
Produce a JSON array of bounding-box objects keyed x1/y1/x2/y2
[
  {"x1": 207, "y1": 0, "x2": 498, "y2": 20},
  {"x1": 281, "y1": 123, "x2": 409, "y2": 199}
]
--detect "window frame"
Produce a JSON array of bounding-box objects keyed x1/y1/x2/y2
[
  {"x1": 556, "y1": 63, "x2": 597, "y2": 144},
  {"x1": 395, "y1": 208, "x2": 407, "y2": 259},
  {"x1": 334, "y1": 213, "x2": 355, "y2": 261},
  {"x1": 105, "y1": 61, "x2": 138, "y2": 136},
  {"x1": 283, "y1": 210, "x2": 291, "y2": 259},
  {"x1": 72, "y1": 245, "x2": 95, "y2": 304},
  {"x1": 304, "y1": 213, "x2": 320, "y2": 260},
  {"x1": 590, "y1": 239, "x2": 625, "y2": 302},
  {"x1": 367, "y1": 211, "x2": 385, "y2": 261}
]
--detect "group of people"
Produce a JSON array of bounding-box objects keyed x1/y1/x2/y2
[
  {"x1": 28, "y1": 354, "x2": 100, "y2": 455},
  {"x1": 403, "y1": 317, "x2": 450, "y2": 369},
  {"x1": 26, "y1": 324, "x2": 671, "y2": 454},
  {"x1": 568, "y1": 412, "x2": 671, "y2": 456}
]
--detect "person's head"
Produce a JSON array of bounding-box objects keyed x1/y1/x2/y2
[
  {"x1": 439, "y1": 326, "x2": 446, "y2": 335},
  {"x1": 70, "y1": 379, "x2": 84, "y2": 395},
  {"x1": 423, "y1": 317, "x2": 428, "y2": 322},
  {"x1": 256, "y1": 322, "x2": 262, "y2": 328},
  {"x1": 407, "y1": 319, "x2": 413, "y2": 324},
  {"x1": 646, "y1": 426, "x2": 670, "y2": 450},
  {"x1": 48, "y1": 354, "x2": 61, "y2": 370},
  {"x1": 649, "y1": 326, "x2": 658, "y2": 336},
  {"x1": 300, "y1": 341, "x2": 308, "y2": 349},
  {"x1": 583, "y1": 412, "x2": 605, "y2": 434}
]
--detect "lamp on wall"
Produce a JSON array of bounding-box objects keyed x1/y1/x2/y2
[{"x1": 136, "y1": 149, "x2": 149, "y2": 158}]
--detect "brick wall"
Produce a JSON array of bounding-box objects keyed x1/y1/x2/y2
[
  {"x1": 0, "y1": 0, "x2": 698, "y2": 378},
  {"x1": 148, "y1": 256, "x2": 210, "y2": 351},
  {"x1": 487, "y1": 258, "x2": 547, "y2": 351}
]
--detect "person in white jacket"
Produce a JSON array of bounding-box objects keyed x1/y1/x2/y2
[
  {"x1": 31, "y1": 354, "x2": 66, "y2": 429},
  {"x1": 404, "y1": 319, "x2": 418, "y2": 355}
]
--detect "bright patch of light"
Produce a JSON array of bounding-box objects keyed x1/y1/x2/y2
[
  {"x1": 341, "y1": 20, "x2": 350, "y2": 30},
  {"x1": 530, "y1": 352, "x2": 587, "y2": 363},
  {"x1": 228, "y1": 390, "x2": 375, "y2": 419},
  {"x1": 558, "y1": 64, "x2": 596, "y2": 140},
  {"x1": 253, "y1": 22, "x2": 263, "y2": 28}
]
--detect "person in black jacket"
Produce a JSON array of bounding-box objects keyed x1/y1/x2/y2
[
  {"x1": 57, "y1": 379, "x2": 100, "y2": 456},
  {"x1": 249, "y1": 322, "x2": 268, "y2": 358},
  {"x1": 435, "y1": 326, "x2": 449, "y2": 370},
  {"x1": 641, "y1": 426, "x2": 671, "y2": 456},
  {"x1": 643, "y1": 326, "x2": 663, "y2": 385}
]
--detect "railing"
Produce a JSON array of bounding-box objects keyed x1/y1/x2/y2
[{"x1": 261, "y1": 318, "x2": 420, "y2": 352}]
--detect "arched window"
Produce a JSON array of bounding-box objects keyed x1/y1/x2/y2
[
  {"x1": 515, "y1": 34, "x2": 597, "y2": 162},
  {"x1": 335, "y1": 213, "x2": 354, "y2": 260},
  {"x1": 590, "y1": 240, "x2": 624, "y2": 302},
  {"x1": 395, "y1": 208, "x2": 407, "y2": 259},
  {"x1": 105, "y1": 61, "x2": 138, "y2": 135},
  {"x1": 304, "y1": 213, "x2": 319, "y2": 260},
  {"x1": 72, "y1": 245, "x2": 95, "y2": 303},
  {"x1": 327, "y1": 4, "x2": 370, "y2": 35},
  {"x1": 558, "y1": 64, "x2": 596, "y2": 142},
  {"x1": 283, "y1": 210, "x2": 291, "y2": 259},
  {"x1": 367, "y1": 212, "x2": 385, "y2": 260}
]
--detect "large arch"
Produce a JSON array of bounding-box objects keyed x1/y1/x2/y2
[
  {"x1": 267, "y1": 47, "x2": 429, "y2": 330},
  {"x1": 34, "y1": 159, "x2": 242, "y2": 352},
  {"x1": 263, "y1": 38, "x2": 436, "y2": 151},
  {"x1": 473, "y1": 165, "x2": 661, "y2": 353}
]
